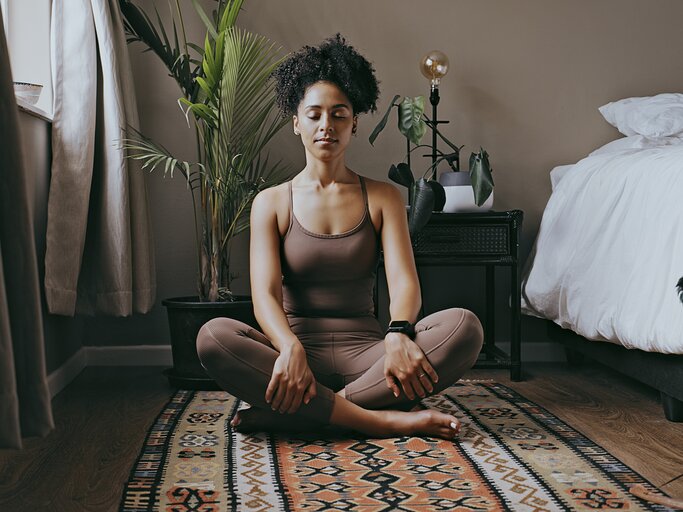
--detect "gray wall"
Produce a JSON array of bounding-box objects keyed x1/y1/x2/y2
[{"x1": 85, "y1": 0, "x2": 683, "y2": 346}]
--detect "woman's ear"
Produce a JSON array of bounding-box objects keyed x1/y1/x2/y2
[{"x1": 292, "y1": 115, "x2": 300, "y2": 136}]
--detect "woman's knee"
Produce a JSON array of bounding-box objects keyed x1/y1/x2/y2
[
  {"x1": 457, "y1": 309, "x2": 484, "y2": 360},
  {"x1": 196, "y1": 317, "x2": 247, "y2": 368},
  {"x1": 424, "y1": 308, "x2": 484, "y2": 362}
]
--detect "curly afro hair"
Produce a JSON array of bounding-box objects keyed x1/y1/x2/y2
[{"x1": 272, "y1": 33, "x2": 380, "y2": 117}]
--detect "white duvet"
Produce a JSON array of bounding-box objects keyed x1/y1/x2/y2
[{"x1": 522, "y1": 140, "x2": 683, "y2": 353}]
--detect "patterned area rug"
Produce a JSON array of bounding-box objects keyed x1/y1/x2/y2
[{"x1": 120, "y1": 382, "x2": 674, "y2": 511}]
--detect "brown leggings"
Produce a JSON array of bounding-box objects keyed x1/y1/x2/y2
[{"x1": 196, "y1": 308, "x2": 483, "y2": 426}]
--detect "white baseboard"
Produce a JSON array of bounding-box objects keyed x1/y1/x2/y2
[
  {"x1": 47, "y1": 345, "x2": 172, "y2": 398},
  {"x1": 47, "y1": 347, "x2": 87, "y2": 399}
]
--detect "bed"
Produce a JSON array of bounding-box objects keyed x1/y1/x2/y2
[{"x1": 521, "y1": 94, "x2": 683, "y2": 422}]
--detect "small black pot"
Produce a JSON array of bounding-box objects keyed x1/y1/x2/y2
[{"x1": 162, "y1": 295, "x2": 258, "y2": 390}]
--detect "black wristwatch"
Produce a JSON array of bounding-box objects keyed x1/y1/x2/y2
[{"x1": 385, "y1": 320, "x2": 416, "y2": 340}]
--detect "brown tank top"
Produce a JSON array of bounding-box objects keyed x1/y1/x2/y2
[{"x1": 281, "y1": 176, "x2": 379, "y2": 318}]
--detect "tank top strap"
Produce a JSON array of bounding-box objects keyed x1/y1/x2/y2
[
  {"x1": 287, "y1": 180, "x2": 294, "y2": 233},
  {"x1": 359, "y1": 176, "x2": 369, "y2": 214}
]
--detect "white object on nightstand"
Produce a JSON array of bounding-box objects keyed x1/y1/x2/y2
[{"x1": 439, "y1": 171, "x2": 494, "y2": 213}]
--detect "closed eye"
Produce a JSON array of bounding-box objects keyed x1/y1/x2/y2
[{"x1": 307, "y1": 113, "x2": 348, "y2": 120}]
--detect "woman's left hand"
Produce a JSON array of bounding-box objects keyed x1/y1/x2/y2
[{"x1": 383, "y1": 333, "x2": 438, "y2": 400}]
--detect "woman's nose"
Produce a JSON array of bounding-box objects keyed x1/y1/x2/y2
[{"x1": 319, "y1": 113, "x2": 334, "y2": 132}]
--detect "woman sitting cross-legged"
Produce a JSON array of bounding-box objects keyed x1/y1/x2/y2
[{"x1": 197, "y1": 34, "x2": 483, "y2": 439}]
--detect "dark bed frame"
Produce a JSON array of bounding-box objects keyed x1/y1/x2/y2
[{"x1": 546, "y1": 321, "x2": 683, "y2": 422}]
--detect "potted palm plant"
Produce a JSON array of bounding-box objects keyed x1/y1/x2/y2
[{"x1": 120, "y1": 0, "x2": 291, "y2": 388}]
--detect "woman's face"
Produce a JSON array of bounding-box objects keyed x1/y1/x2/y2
[{"x1": 293, "y1": 81, "x2": 357, "y2": 162}]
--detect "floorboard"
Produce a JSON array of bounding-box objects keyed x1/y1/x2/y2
[
  {"x1": 0, "y1": 362, "x2": 681, "y2": 511},
  {"x1": 476, "y1": 363, "x2": 683, "y2": 497}
]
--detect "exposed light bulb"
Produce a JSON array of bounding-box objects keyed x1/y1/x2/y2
[{"x1": 420, "y1": 50, "x2": 449, "y2": 87}]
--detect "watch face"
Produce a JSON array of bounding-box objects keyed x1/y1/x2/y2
[
  {"x1": 387, "y1": 321, "x2": 415, "y2": 338},
  {"x1": 389, "y1": 321, "x2": 411, "y2": 329}
]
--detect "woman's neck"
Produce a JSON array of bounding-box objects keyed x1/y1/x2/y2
[{"x1": 299, "y1": 155, "x2": 354, "y2": 187}]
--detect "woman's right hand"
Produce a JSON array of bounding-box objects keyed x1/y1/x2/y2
[
  {"x1": 265, "y1": 343, "x2": 317, "y2": 414},
  {"x1": 384, "y1": 333, "x2": 438, "y2": 400}
]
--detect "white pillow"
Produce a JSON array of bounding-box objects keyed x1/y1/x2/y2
[
  {"x1": 588, "y1": 134, "x2": 683, "y2": 156},
  {"x1": 599, "y1": 93, "x2": 683, "y2": 137}
]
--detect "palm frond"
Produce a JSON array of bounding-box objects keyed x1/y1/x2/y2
[
  {"x1": 121, "y1": 127, "x2": 200, "y2": 186},
  {"x1": 119, "y1": 0, "x2": 198, "y2": 99}
]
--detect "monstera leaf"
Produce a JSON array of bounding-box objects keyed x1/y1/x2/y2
[
  {"x1": 398, "y1": 96, "x2": 427, "y2": 146},
  {"x1": 469, "y1": 148, "x2": 494, "y2": 206},
  {"x1": 408, "y1": 178, "x2": 435, "y2": 237}
]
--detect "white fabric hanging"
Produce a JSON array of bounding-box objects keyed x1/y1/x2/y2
[{"x1": 46, "y1": 0, "x2": 155, "y2": 316}]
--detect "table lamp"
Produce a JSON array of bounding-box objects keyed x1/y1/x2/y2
[{"x1": 419, "y1": 50, "x2": 450, "y2": 179}]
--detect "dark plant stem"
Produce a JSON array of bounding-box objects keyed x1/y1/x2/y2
[
  {"x1": 406, "y1": 137, "x2": 411, "y2": 170},
  {"x1": 193, "y1": 123, "x2": 204, "y2": 300},
  {"x1": 408, "y1": 143, "x2": 445, "y2": 156}
]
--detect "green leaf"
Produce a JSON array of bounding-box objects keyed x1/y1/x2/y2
[
  {"x1": 186, "y1": 102, "x2": 218, "y2": 125},
  {"x1": 469, "y1": 148, "x2": 494, "y2": 206},
  {"x1": 220, "y1": 0, "x2": 245, "y2": 30},
  {"x1": 191, "y1": 0, "x2": 218, "y2": 39},
  {"x1": 443, "y1": 151, "x2": 460, "y2": 172},
  {"x1": 187, "y1": 42, "x2": 204, "y2": 56},
  {"x1": 398, "y1": 96, "x2": 427, "y2": 146},
  {"x1": 368, "y1": 94, "x2": 400, "y2": 146},
  {"x1": 408, "y1": 178, "x2": 435, "y2": 237},
  {"x1": 195, "y1": 76, "x2": 213, "y2": 101},
  {"x1": 119, "y1": 0, "x2": 197, "y2": 99},
  {"x1": 388, "y1": 162, "x2": 415, "y2": 188},
  {"x1": 428, "y1": 180, "x2": 446, "y2": 212},
  {"x1": 120, "y1": 127, "x2": 196, "y2": 181}
]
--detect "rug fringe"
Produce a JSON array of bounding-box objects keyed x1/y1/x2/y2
[
  {"x1": 459, "y1": 379, "x2": 496, "y2": 383},
  {"x1": 630, "y1": 484, "x2": 683, "y2": 510}
]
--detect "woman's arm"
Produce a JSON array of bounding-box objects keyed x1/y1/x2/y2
[
  {"x1": 380, "y1": 183, "x2": 421, "y2": 323},
  {"x1": 249, "y1": 188, "x2": 299, "y2": 352},
  {"x1": 378, "y1": 183, "x2": 438, "y2": 399},
  {"x1": 249, "y1": 188, "x2": 316, "y2": 413}
]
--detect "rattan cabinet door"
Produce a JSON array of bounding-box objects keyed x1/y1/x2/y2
[{"x1": 412, "y1": 222, "x2": 509, "y2": 257}]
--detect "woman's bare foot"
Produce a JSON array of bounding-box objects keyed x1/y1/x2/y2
[
  {"x1": 369, "y1": 409, "x2": 461, "y2": 440},
  {"x1": 230, "y1": 407, "x2": 323, "y2": 433}
]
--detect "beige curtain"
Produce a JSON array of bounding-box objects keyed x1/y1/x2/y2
[
  {"x1": 46, "y1": 0, "x2": 155, "y2": 317},
  {"x1": 0, "y1": 9, "x2": 54, "y2": 449}
]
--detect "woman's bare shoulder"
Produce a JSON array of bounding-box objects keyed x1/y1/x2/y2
[
  {"x1": 252, "y1": 182, "x2": 291, "y2": 234},
  {"x1": 254, "y1": 182, "x2": 289, "y2": 210},
  {"x1": 362, "y1": 175, "x2": 403, "y2": 206}
]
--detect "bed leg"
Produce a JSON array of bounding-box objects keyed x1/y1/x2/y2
[
  {"x1": 661, "y1": 392, "x2": 683, "y2": 422},
  {"x1": 564, "y1": 348, "x2": 585, "y2": 366}
]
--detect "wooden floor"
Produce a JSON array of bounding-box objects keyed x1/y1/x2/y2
[{"x1": 1, "y1": 363, "x2": 682, "y2": 511}]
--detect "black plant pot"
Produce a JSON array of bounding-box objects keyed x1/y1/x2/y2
[{"x1": 161, "y1": 295, "x2": 258, "y2": 390}]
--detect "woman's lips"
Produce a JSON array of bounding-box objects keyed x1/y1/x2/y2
[{"x1": 316, "y1": 138, "x2": 337, "y2": 144}]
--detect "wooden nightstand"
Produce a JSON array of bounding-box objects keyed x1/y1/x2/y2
[{"x1": 378, "y1": 210, "x2": 524, "y2": 381}]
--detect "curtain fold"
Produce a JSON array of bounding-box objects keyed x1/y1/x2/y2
[
  {"x1": 0, "y1": 8, "x2": 54, "y2": 449},
  {"x1": 46, "y1": 0, "x2": 156, "y2": 317}
]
